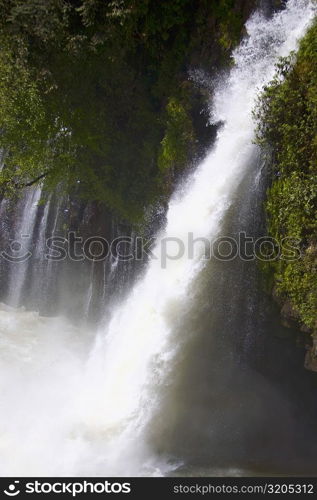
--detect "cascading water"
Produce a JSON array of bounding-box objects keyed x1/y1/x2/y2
[{"x1": 0, "y1": 0, "x2": 316, "y2": 477}]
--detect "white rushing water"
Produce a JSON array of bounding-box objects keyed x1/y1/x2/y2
[{"x1": 0, "y1": 0, "x2": 315, "y2": 476}]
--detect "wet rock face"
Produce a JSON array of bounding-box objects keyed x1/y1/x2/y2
[
  {"x1": 305, "y1": 336, "x2": 317, "y2": 373},
  {"x1": 280, "y1": 299, "x2": 299, "y2": 327},
  {"x1": 271, "y1": 286, "x2": 316, "y2": 371},
  {"x1": 272, "y1": 286, "x2": 298, "y2": 328},
  {"x1": 277, "y1": 296, "x2": 316, "y2": 371}
]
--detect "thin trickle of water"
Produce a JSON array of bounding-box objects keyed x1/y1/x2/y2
[
  {"x1": 28, "y1": 194, "x2": 52, "y2": 305},
  {"x1": 6, "y1": 187, "x2": 42, "y2": 307},
  {"x1": 84, "y1": 261, "x2": 95, "y2": 319},
  {"x1": 0, "y1": 0, "x2": 315, "y2": 477}
]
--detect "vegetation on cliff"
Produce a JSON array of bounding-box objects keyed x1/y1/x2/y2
[
  {"x1": 0, "y1": 0, "x2": 255, "y2": 223},
  {"x1": 255, "y1": 19, "x2": 317, "y2": 332}
]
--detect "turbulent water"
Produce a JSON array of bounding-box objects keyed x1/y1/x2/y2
[{"x1": 0, "y1": 0, "x2": 316, "y2": 476}]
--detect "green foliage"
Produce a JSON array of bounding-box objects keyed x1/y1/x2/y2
[
  {"x1": 275, "y1": 252, "x2": 317, "y2": 330},
  {"x1": 0, "y1": 0, "x2": 254, "y2": 222},
  {"x1": 254, "y1": 19, "x2": 317, "y2": 331},
  {"x1": 266, "y1": 172, "x2": 317, "y2": 241},
  {"x1": 158, "y1": 97, "x2": 194, "y2": 174},
  {"x1": 0, "y1": 38, "x2": 75, "y2": 196},
  {"x1": 215, "y1": 0, "x2": 244, "y2": 51}
]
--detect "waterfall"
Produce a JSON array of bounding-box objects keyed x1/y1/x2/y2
[
  {"x1": 0, "y1": 189, "x2": 135, "y2": 320},
  {"x1": 0, "y1": 0, "x2": 315, "y2": 477}
]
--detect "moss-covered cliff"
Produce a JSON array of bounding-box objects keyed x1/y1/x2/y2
[{"x1": 255, "y1": 19, "x2": 317, "y2": 357}]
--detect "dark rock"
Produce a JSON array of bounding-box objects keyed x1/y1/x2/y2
[{"x1": 305, "y1": 336, "x2": 317, "y2": 372}]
